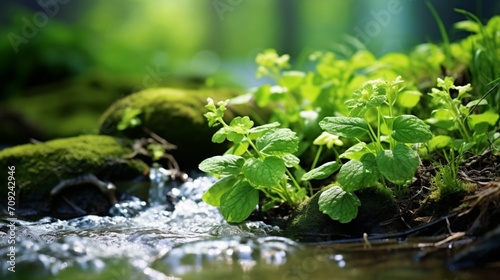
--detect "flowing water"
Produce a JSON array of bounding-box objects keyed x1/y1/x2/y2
[{"x1": 0, "y1": 166, "x2": 497, "y2": 280}]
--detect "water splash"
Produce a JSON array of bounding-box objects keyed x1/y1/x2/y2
[{"x1": 0, "y1": 171, "x2": 288, "y2": 279}]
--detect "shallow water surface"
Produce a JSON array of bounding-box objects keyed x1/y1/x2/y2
[{"x1": 0, "y1": 169, "x2": 497, "y2": 279}]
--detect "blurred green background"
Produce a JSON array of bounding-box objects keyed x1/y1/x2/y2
[{"x1": 0, "y1": 0, "x2": 498, "y2": 145}]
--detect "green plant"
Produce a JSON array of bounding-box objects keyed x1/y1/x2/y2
[
  {"x1": 310, "y1": 76, "x2": 433, "y2": 223},
  {"x1": 251, "y1": 49, "x2": 381, "y2": 158},
  {"x1": 429, "y1": 150, "x2": 474, "y2": 201},
  {"x1": 426, "y1": 76, "x2": 499, "y2": 155},
  {"x1": 453, "y1": 12, "x2": 499, "y2": 112},
  {"x1": 116, "y1": 107, "x2": 177, "y2": 163},
  {"x1": 199, "y1": 98, "x2": 308, "y2": 223}
]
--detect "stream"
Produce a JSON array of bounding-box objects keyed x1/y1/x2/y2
[{"x1": 0, "y1": 166, "x2": 497, "y2": 280}]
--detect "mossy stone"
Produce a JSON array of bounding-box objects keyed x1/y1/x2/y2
[
  {"x1": 284, "y1": 186, "x2": 397, "y2": 241},
  {"x1": 98, "y1": 88, "x2": 267, "y2": 170},
  {"x1": 0, "y1": 135, "x2": 148, "y2": 215}
]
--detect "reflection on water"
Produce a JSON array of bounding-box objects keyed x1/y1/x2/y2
[{"x1": 0, "y1": 170, "x2": 498, "y2": 280}]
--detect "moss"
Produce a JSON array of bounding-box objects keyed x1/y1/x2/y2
[
  {"x1": 99, "y1": 87, "x2": 267, "y2": 170},
  {"x1": 284, "y1": 186, "x2": 397, "y2": 241},
  {"x1": 429, "y1": 164, "x2": 475, "y2": 202},
  {"x1": 0, "y1": 135, "x2": 148, "y2": 207}
]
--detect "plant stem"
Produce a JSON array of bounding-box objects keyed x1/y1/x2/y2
[
  {"x1": 311, "y1": 145, "x2": 323, "y2": 170},
  {"x1": 286, "y1": 169, "x2": 307, "y2": 199},
  {"x1": 367, "y1": 115, "x2": 382, "y2": 151},
  {"x1": 246, "y1": 137, "x2": 265, "y2": 160}
]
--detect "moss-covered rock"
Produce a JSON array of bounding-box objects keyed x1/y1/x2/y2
[
  {"x1": 0, "y1": 135, "x2": 149, "y2": 218},
  {"x1": 99, "y1": 88, "x2": 268, "y2": 170},
  {"x1": 284, "y1": 186, "x2": 397, "y2": 241}
]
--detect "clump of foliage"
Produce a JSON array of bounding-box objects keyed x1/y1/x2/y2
[
  {"x1": 453, "y1": 11, "x2": 499, "y2": 112},
  {"x1": 199, "y1": 12, "x2": 499, "y2": 224},
  {"x1": 426, "y1": 77, "x2": 499, "y2": 156},
  {"x1": 429, "y1": 156, "x2": 474, "y2": 202},
  {"x1": 199, "y1": 98, "x2": 307, "y2": 222},
  {"x1": 314, "y1": 76, "x2": 433, "y2": 222}
]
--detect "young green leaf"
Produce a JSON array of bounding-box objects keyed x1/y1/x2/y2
[
  {"x1": 226, "y1": 141, "x2": 250, "y2": 156},
  {"x1": 338, "y1": 153, "x2": 379, "y2": 191},
  {"x1": 339, "y1": 142, "x2": 378, "y2": 161},
  {"x1": 202, "y1": 176, "x2": 238, "y2": 206},
  {"x1": 428, "y1": 135, "x2": 452, "y2": 152},
  {"x1": 376, "y1": 144, "x2": 419, "y2": 184},
  {"x1": 318, "y1": 186, "x2": 361, "y2": 223},
  {"x1": 243, "y1": 156, "x2": 286, "y2": 187},
  {"x1": 397, "y1": 90, "x2": 421, "y2": 108},
  {"x1": 220, "y1": 181, "x2": 259, "y2": 223},
  {"x1": 392, "y1": 115, "x2": 433, "y2": 143},
  {"x1": 468, "y1": 110, "x2": 499, "y2": 128},
  {"x1": 319, "y1": 117, "x2": 369, "y2": 138},
  {"x1": 256, "y1": 128, "x2": 299, "y2": 155},
  {"x1": 248, "y1": 122, "x2": 281, "y2": 134},
  {"x1": 229, "y1": 116, "x2": 254, "y2": 134},
  {"x1": 117, "y1": 107, "x2": 142, "y2": 130},
  {"x1": 199, "y1": 155, "x2": 244, "y2": 176},
  {"x1": 302, "y1": 161, "x2": 341, "y2": 181},
  {"x1": 212, "y1": 128, "x2": 228, "y2": 143},
  {"x1": 281, "y1": 71, "x2": 305, "y2": 89},
  {"x1": 282, "y1": 154, "x2": 300, "y2": 167}
]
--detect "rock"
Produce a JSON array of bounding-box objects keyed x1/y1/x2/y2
[
  {"x1": 98, "y1": 88, "x2": 267, "y2": 170},
  {"x1": 284, "y1": 186, "x2": 397, "y2": 242},
  {"x1": 0, "y1": 135, "x2": 149, "y2": 218}
]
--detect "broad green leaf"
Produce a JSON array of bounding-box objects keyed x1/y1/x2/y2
[
  {"x1": 302, "y1": 161, "x2": 341, "y2": 181},
  {"x1": 338, "y1": 153, "x2": 379, "y2": 191},
  {"x1": 199, "y1": 155, "x2": 244, "y2": 176},
  {"x1": 465, "y1": 99, "x2": 488, "y2": 108},
  {"x1": 454, "y1": 20, "x2": 480, "y2": 33},
  {"x1": 249, "y1": 122, "x2": 281, "y2": 134},
  {"x1": 376, "y1": 144, "x2": 418, "y2": 184},
  {"x1": 117, "y1": 107, "x2": 142, "y2": 130},
  {"x1": 397, "y1": 90, "x2": 421, "y2": 108},
  {"x1": 256, "y1": 128, "x2": 299, "y2": 155},
  {"x1": 339, "y1": 142, "x2": 371, "y2": 160},
  {"x1": 319, "y1": 117, "x2": 369, "y2": 138},
  {"x1": 202, "y1": 176, "x2": 238, "y2": 206},
  {"x1": 468, "y1": 110, "x2": 499, "y2": 128},
  {"x1": 425, "y1": 118, "x2": 455, "y2": 131},
  {"x1": 300, "y1": 84, "x2": 321, "y2": 102},
  {"x1": 212, "y1": 128, "x2": 227, "y2": 143},
  {"x1": 472, "y1": 122, "x2": 489, "y2": 135},
  {"x1": 392, "y1": 115, "x2": 433, "y2": 143},
  {"x1": 243, "y1": 157, "x2": 286, "y2": 187},
  {"x1": 428, "y1": 135, "x2": 452, "y2": 151},
  {"x1": 220, "y1": 181, "x2": 259, "y2": 223},
  {"x1": 226, "y1": 131, "x2": 244, "y2": 143},
  {"x1": 366, "y1": 95, "x2": 386, "y2": 108},
  {"x1": 318, "y1": 186, "x2": 361, "y2": 223},
  {"x1": 379, "y1": 53, "x2": 410, "y2": 69},
  {"x1": 351, "y1": 50, "x2": 376, "y2": 68},
  {"x1": 254, "y1": 84, "x2": 272, "y2": 107},
  {"x1": 226, "y1": 141, "x2": 249, "y2": 156},
  {"x1": 282, "y1": 154, "x2": 300, "y2": 167},
  {"x1": 281, "y1": 71, "x2": 305, "y2": 89}
]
